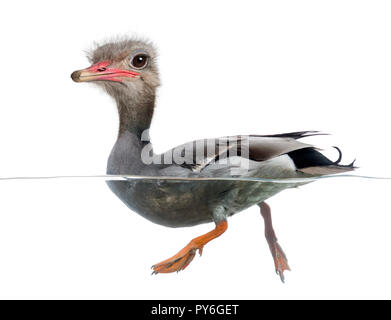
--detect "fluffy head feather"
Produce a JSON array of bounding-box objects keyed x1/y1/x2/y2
[{"x1": 81, "y1": 37, "x2": 161, "y2": 136}]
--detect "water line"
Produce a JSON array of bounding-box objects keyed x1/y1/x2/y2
[{"x1": 0, "y1": 174, "x2": 389, "y2": 184}]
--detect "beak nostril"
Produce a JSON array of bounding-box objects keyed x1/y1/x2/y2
[{"x1": 97, "y1": 67, "x2": 107, "y2": 72}]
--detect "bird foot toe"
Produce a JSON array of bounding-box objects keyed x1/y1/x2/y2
[
  {"x1": 273, "y1": 243, "x2": 290, "y2": 283},
  {"x1": 151, "y1": 246, "x2": 203, "y2": 274}
]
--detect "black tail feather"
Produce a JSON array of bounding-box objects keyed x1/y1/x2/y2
[
  {"x1": 332, "y1": 146, "x2": 342, "y2": 164},
  {"x1": 288, "y1": 147, "x2": 356, "y2": 170}
]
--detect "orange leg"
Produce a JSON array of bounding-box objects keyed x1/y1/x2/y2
[
  {"x1": 152, "y1": 220, "x2": 228, "y2": 274},
  {"x1": 259, "y1": 202, "x2": 290, "y2": 282}
]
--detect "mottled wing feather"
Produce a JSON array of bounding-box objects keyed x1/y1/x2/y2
[
  {"x1": 246, "y1": 136, "x2": 312, "y2": 161},
  {"x1": 162, "y1": 134, "x2": 312, "y2": 172}
]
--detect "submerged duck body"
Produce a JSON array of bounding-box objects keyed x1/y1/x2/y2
[{"x1": 72, "y1": 37, "x2": 355, "y2": 281}]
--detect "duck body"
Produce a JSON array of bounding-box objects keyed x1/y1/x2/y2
[{"x1": 106, "y1": 130, "x2": 329, "y2": 228}]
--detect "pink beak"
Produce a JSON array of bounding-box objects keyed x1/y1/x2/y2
[{"x1": 71, "y1": 61, "x2": 139, "y2": 83}]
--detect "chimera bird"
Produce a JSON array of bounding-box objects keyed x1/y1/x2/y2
[{"x1": 71, "y1": 38, "x2": 355, "y2": 281}]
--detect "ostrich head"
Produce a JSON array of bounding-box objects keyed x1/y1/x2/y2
[{"x1": 71, "y1": 38, "x2": 160, "y2": 136}]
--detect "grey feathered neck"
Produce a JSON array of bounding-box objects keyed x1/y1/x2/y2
[{"x1": 110, "y1": 85, "x2": 156, "y2": 138}]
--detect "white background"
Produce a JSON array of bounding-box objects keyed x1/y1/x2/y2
[{"x1": 0, "y1": 0, "x2": 390, "y2": 299}]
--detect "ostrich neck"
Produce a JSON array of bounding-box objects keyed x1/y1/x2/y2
[
  {"x1": 106, "y1": 92, "x2": 155, "y2": 175},
  {"x1": 116, "y1": 93, "x2": 155, "y2": 138}
]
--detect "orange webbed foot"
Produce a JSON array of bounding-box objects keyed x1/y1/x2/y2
[
  {"x1": 272, "y1": 242, "x2": 290, "y2": 282},
  {"x1": 259, "y1": 202, "x2": 290, "y2": 282},
  {"x1": 151, "y1": 220, "x2": 227, "y2": 275},
  {"x1": 151, "y1": 245, "x2": 204, "y2": 274}
]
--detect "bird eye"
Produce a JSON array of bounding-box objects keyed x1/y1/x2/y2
[{"x1": 130, "y1": 54, "x2": 149, "y2": 69}]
